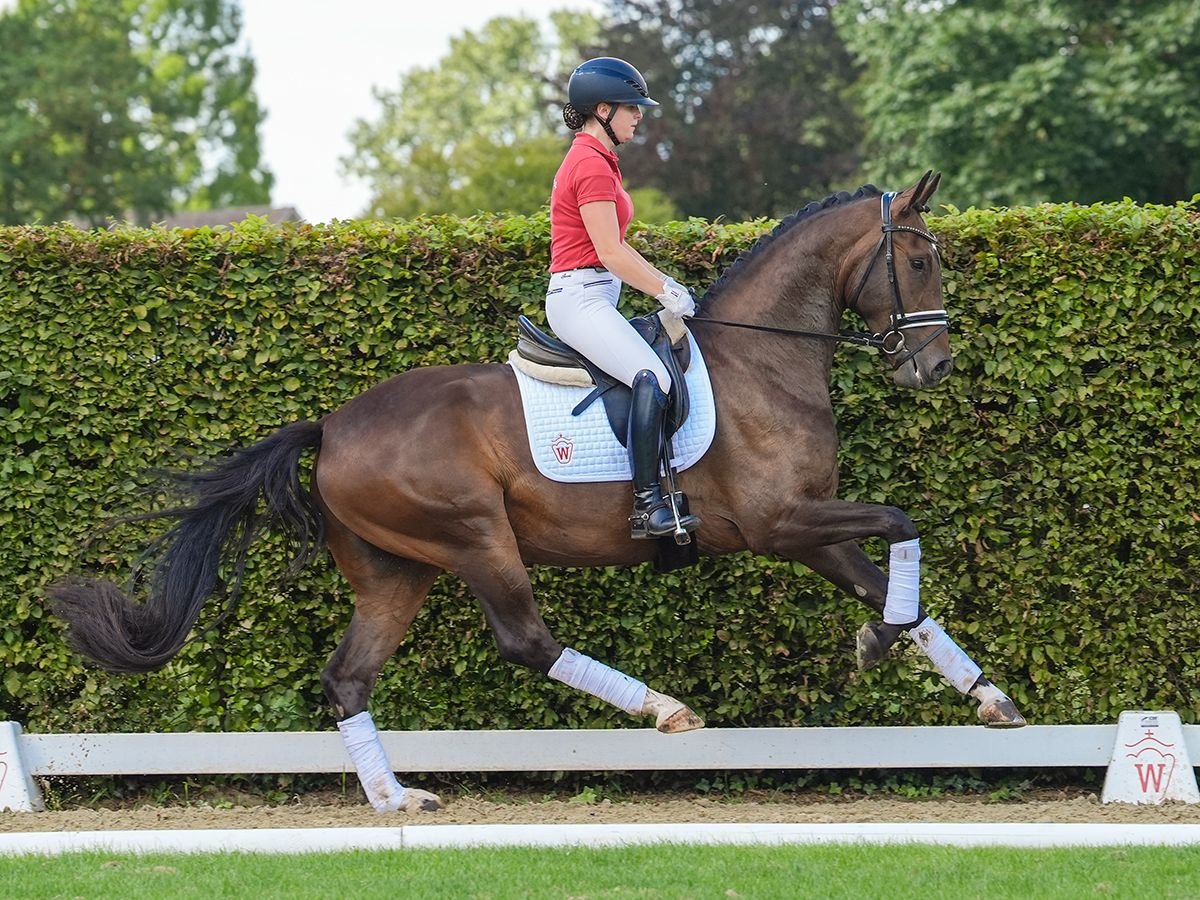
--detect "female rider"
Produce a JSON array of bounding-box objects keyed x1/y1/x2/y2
[{"x1": 546, "y1": 56, "x2": 700, "y2": 540}]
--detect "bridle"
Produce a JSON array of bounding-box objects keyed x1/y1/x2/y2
[
  {"x1": 691, "y1": 191, "x2": 951, "y2": 370},
  {"x1": 849, "y1": 191, "x2": 950, "y2": 368}
]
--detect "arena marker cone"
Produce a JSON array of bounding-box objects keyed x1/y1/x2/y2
[
  {"x1": 0, "y1": 721, "x2": 45, "y2": 812},
  {"x1": 1102, "y1": 710, "x2": 1199, "y2": 804}
]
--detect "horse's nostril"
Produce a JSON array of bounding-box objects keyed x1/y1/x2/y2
[{"x1": 932, "y1": 358, "x2": 954, "y2": 381}]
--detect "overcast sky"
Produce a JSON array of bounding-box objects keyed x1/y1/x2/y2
[{"x1": 241, "y1": 0, "x2": 604, "y2": 222}]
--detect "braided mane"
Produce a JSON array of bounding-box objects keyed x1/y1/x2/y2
[{"x1": 701, "y1": 185, "x2": 882, "y2": 303}]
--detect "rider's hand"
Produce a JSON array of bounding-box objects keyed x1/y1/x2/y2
[{"x1": 656, "y1": 277, "x2": 696, "y2": 318}]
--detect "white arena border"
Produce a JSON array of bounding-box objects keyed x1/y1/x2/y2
[{"x1": 4, "y1": 822, "x2": 1200, "y2": 855}]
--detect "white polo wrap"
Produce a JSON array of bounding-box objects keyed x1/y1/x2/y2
[
  {"x1": 908, "y1": 617, "x2": 983, "y2": 694},
  {"x1": 548, "y1": 648, "x2": 648, "y2": 715},
  {"x1": 883, "y1": 538, "x2": 921, "y2": 625},
  {"x1": 336, "y1": 710, "x2": 407, "y2": 812}
]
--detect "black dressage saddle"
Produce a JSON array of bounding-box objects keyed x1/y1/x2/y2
[{"x1": 515, "y1": 313, "x2": 692, "y2": 446}]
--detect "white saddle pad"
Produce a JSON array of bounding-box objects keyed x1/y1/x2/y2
[{"x1": 509, "y1": 333, "x2": 717, "y2": 483}]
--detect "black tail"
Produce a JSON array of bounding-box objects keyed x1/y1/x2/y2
[{"x1": 48, "y1": 421, "x2": 325, "y2": 673}]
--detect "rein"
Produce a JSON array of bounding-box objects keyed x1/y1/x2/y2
[
  {"x1": 689, "y1": 315, "x2": 885, "y2": 348},
  {"x1": 690, "y1": 192, "x2": 950, "y2": 368}
]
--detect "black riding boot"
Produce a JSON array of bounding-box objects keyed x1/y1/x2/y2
[{"x1": 627, "y1": 370, "x2": 700, "y2": 540}]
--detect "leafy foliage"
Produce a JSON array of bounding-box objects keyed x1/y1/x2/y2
[
  {"x1": 599, "y1": 0, "x2": 863, "y2": 219},
  {"x1": 835, "y1": 0, "x2": 1200, "y2": 207},
  {"x1": 341, "y1": 13, "x2": 679, "y2": 221},
  {"x1": 345, "y1": 0, "x2": 1200, "y2": 220},
  {"x1": 0, "y1": 199, "x2": 1197, "y2": 736},
  {"x1": 0, "y1": 0, "x2": 271, "y2": 226}
]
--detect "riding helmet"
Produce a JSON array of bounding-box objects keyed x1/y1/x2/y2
[{"x1": 567, "y1": 57, "x2": 660, "y2": 114}]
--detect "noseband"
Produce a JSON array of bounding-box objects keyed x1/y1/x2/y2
[{"x1": 691, "y1": 191, "x2": 950, "y2": 368}]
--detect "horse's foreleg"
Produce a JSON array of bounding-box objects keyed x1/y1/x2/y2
[
  {"x1": 906, "y1": 617, "x2": 1026, "y2": 728},
  {"x1": 320, "y1": 517, "x2": 444, "y2": 812},
  {"x1": 791, "y1": 540, "x2": 926, "y2": 669},
  {"x1": 793, "y1": 538, "x2": 1026, "y2": 728},
  {"x1": 463, "y1": 550, "x2": 704, "y2": 733},
  {"x1": 768, "y1": 502, "x2": 920, "y2": 661},
  {"x1": 546, "y1": 649, "x2": 705, "y2": 733}
]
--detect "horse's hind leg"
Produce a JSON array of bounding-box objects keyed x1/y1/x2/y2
[
  {"x1": 458, "y1": 536, "x2": 703, "y2": 733},
  {"x1": 796, "y1": 540, "x2": 1026, "y2": 728},
  {"x1": 320, "y1": 517, "x2": 444, "y2": 812}
]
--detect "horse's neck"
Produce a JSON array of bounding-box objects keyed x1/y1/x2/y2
[{"x1": 699, "y1": 222, "x2": 853, "y2": 391}]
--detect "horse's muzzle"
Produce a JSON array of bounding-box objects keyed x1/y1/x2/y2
[{"x1": 893, "y1": 353, "x2": 954, "y2": 389}]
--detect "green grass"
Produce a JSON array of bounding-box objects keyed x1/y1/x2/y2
[{"x1": 3, "y1": 844, "x2": 1200, "y2": 899}]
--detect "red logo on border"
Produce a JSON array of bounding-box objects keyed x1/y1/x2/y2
[
  {"x1": 551, "y1": 434, "x2": 574, "y2": 465},
  {"x1": 1125, "y1": 728, "x2": 1178, "y2": 800}
]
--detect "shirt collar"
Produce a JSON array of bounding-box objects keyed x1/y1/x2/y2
[{"x1": 573, "y1": 131, "x2": 618, "y2": 164}]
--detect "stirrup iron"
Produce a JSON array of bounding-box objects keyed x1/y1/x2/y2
[{"x1": 662, "y1": 456, "x2": 696, "y2": 545}]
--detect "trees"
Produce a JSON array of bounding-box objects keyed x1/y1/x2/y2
[
  {"x1": 345, "y1": 3, "x2": 862, "y2": 222},
  {"x1": 0, "y1": 0, "x2": 270, "y2": 226},
  {"x1": 137, "y1": 0, "x2": 271, "y2": 213},
  {"x1": 835, "y1": 0, "x2": 1200, "y2": 208},
  {"x1": 347, "y1": 14, "x2": 584, "y2": 219},
  {"x1": 598, "y1": 0, "x2": 864, "y2": 219}
]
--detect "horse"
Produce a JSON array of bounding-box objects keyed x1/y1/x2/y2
[{"x1": 49, "y1": 171, "x2": 1026, "y2": 813}]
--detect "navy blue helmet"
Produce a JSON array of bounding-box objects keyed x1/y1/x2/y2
[{"x1": 567, "y1": 57, "x2": 659, "y2": 114}]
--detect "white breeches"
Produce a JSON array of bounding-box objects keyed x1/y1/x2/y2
[{"x1": 545, "y1": 268, "x2": 671, "y2": 393}]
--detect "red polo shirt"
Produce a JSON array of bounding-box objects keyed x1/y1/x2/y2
[{"x1": 549, "y1": 133, "x2": 634, "y2": 272}]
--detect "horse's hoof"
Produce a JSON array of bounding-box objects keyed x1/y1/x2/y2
[
  {"x1": 856, "y1": 622, "x2": 886, "y2": 670},
  {"x1": 978, "y1": 696, "x2": 1027, "y2": 729},
  {"x1": 657, "y1": 705, "x2": 705, "y2": 733},
  {"x1": 399, "y1": 789, "x2": 444, "y2": 812},
  {"x1": 642, "y1": 688, "x2": 705, "y2": 733}
]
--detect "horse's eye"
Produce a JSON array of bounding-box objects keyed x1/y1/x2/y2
[{"x1": 910, "y1": 257, "x2": 926, "y2": 272}]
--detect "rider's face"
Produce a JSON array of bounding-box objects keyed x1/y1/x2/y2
[{"x1": 600, "y1": 103, "x2": 644, "y2": 143}]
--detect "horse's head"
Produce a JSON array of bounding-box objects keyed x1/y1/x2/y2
[{"x1": 844, "y1": 171, "x2": 952, "y2": 389}]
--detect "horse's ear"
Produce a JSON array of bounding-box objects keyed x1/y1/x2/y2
[{"x1": 901, "y1": 170, "x2": 941, "y2": 215}]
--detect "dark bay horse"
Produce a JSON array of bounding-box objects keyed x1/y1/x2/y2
[{"x1": 51, "y1": 171, "x2": 1025, "y2": 813}]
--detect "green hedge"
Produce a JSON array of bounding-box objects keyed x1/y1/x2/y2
[{"x1": 1, "y1": 200, "x2": 1197, "y2": 736}]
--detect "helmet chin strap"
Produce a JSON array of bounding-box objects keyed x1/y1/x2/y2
[{"x1": 599, "y1": 103, "x2": 621, "y2": 146}]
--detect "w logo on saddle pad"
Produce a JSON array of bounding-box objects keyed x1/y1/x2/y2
[
  {"x1": 509, "y1": 333, "x2": 716, "y2": 484},
  {"x1": 550, "y1": 434, "x2": 574, "y2": 465}
]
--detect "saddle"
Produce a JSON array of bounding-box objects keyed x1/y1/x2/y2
[{"x1": 515, "y1": 312, "x2": 692, "y2": 446}]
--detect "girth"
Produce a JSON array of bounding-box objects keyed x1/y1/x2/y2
[{"x1": 516, "y1": 313, "x2": 691, "y2": 447}]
